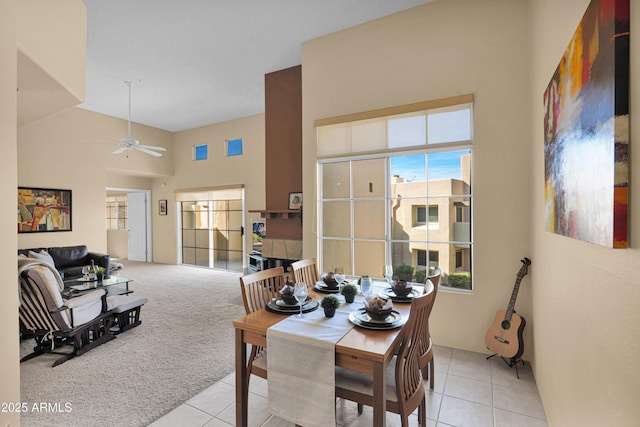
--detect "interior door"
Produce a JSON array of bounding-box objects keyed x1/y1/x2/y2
[{"x1": 127, "y1": 192, "x2": 148, "y2": 262}]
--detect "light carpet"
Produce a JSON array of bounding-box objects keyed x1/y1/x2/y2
[{"x1": 19, "y1": 260, "x2": 246, "y2": 427}]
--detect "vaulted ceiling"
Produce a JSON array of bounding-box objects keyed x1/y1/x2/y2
[{"x1": 78, "y1": 0, "x2": 431, "y2": 132}]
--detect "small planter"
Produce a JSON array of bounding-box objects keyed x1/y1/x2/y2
[
  {"x1": 323, "y1": 307, "x2": 336, "y2": 318},
  {"x1": 340, "y1": 283, "x2": 358, "y2": 304},
  {"x1": 320, "y1": 295, "x2": 340, "y2": 318}
]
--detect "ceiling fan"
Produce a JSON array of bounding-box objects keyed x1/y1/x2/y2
[{"x1": 99, "y1": 80, "x2": 167, "y2": 157}]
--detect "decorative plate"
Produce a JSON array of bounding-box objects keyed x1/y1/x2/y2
[
  {"x1": 348, "y1": 310, "x2": 406, "y2": 330},
  {"x1": 378, "y1": 287, "x2": 421, "y2": 302},
  {"x1": 352, "y1": 308, "x2": 403, "y2": 325},
  {"x1": 313, "y1": 281, "x2": 340, "y2": 294},
  {"x1": 266, "y1": 298, "x2": 319, "y2": 314},
  {"x1": 76, "y1": 277, "x2": 98, "y2": 282},
  {"x1": 275, "y1": 297, "x2": 312, "y2": 307}
]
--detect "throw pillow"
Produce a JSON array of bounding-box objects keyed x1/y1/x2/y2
[{"x1": 28, "y1": 250, "x2": 56, "y2": 267}]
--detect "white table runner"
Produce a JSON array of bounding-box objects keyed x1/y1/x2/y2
[{"x1": 267, "y1": 302, "x2": 356, "y2": 427}]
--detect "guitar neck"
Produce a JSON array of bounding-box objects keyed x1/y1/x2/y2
[{"x1": 503, "y1": 277, "x2": 523, "y2": 321}]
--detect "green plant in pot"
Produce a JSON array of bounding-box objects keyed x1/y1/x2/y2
[
  {"x1": 340, "y1": 283, "x2": 358, "y2": 303},
  {"x1": 95, "y1": 266, "x2": 106, "y2": 280},
  {"x1": 320, "y1": 295, "x2": 340, "y2": 318}
]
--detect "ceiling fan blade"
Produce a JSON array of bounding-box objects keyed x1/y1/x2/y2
[
  {"x1": 113, "y1": 146, "x2": 129, "y2": 154},
  {"x1": 136, "y1": 146, "x2": 163, "y2": 157},
  {"x1": 138, "y1": 144, "x2": 167, "y2": 151}
]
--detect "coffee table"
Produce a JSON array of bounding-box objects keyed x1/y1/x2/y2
[{"x1": 62, "y1": 276, "x2": 133, "y2": 299}]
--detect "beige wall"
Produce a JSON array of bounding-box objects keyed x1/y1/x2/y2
[
  {"x1": 153, "y1": 114, "x2": 266, "y2": 264},
  {"x1": 18, "y1": 107, "x2": 172, "y2": 253},
  {"x1": 303, "y1": 0, "x2": 532, "y2": 355},
  {"x1": 1, "y1": 2, "x2": 20, "y2": 425},
  {"x1": 530, "y1": 0, "x2": 640, "y2": 425}
]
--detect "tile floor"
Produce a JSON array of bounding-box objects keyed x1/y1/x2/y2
[{"x1": 149, "y1": 346, "x2": 547, "y2": 427}]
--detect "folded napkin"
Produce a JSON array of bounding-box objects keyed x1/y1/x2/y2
[{"x1": 267, "y1": 307, "x2": 354, "y2": 427}]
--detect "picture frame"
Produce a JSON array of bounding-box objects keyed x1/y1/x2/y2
[
  {"x1": 288, "y1": 192, "x2": 302, "y2": 210},
  {"x1": 18, "y1": 187, "x2": 72, "y2": 233},
  {"x1": 159, "y1": 199, "x2": 167, "y2": 215}
]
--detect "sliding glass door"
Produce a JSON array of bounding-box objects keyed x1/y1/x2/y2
[{"x1": 180, "y1": 196, "x2": 244, "y2": 271}]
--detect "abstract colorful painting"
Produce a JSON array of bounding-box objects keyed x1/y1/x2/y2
[
  {"x1": 18, "y1": 187, "x2": 72, "y2": 233},
  {"x1": 543, "y1": 0, "x2": 629, "y2": 248}
]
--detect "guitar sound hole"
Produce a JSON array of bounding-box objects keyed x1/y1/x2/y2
[{"x1": 501, "y1": 320, "x2": 511, "y2": 330}]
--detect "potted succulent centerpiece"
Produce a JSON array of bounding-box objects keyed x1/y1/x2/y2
[
  {"x1": 340, "y1": 283, "x2": 358, "y2": 303},
  {"x1": 320, "y1": 295, "x2": 340, "y2": 318},
  {"x1": 95, "y1": 266, "x2": 106, "y2": 281}
]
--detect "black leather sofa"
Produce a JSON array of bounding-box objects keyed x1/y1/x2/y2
[{"x1": 18, "y1": 245, "x2": 111, "y2": 279}]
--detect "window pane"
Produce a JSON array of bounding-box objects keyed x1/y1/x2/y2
[
  {"x1": 227, "y1": 231, "x2": 243, "y2": 251},
  {"x1": 353, "y1": 158, "x2": 385, "y2": 198},
  {"x1": 195, "y1": 229, "x2": 209, "y2": 248},
  {"x1": 428, "y1": 150, "x2": 471, "y2": 195},
  {"x1": 428, "y1": 206, "x2": 438, "y2": 222},
  {"x1": 390, "y1": 241, "x2": 419, "y2": 281},
  {"x1": 322, "y1": 239, "x2": 352, "y2": 276},
  {"x1": 323, "y1": 162, "x2": 350, "y2": 199},
  {"x1": 390, "y1": 154, "x2": 426, "y2": 183},
  {"x1": 391, "y1": 198, "x2": 427, "y2": 242},
  {"x1": 388, "y1": 115, "x2": 426, "y2": 148},
  {"x1": 427, "y1": 105, "x2": 471, "y2": 144},
  {"x1": 323, "y1": 201, "x2": 350, "y2": 237},
  {"x1": 182, "y1": 210, "x2": 196, "y2": 229},
  {"x1": 416, "y1": 206, "x2": 426, "y2": 224},
  {"x1": 195, "y1": 248, "x2": 210, "y2": 267},
  {"x1": 352, "y1": 119, "x2": 386, "y2": 152},
  {"x1": 182, "y1": 230, "x2": 196, "y2": 247},
  {"x1": 354, "y1": 200, "x2": 385, "y2": 239},
  {"x1": 354, "y1": 240, "x2": 385, "y2": 278},
  {"x1": 317, "y1": 123, "x2": 351, "y2": 157},
  {"x1": 182, "y1": 247, "x2": 196, "y2": 264},
  {"x1": 213, "y1": 210, "x2": 227, "y2": 230}
]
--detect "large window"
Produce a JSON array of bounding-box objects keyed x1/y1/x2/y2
[{"x1": 317, "y1": 96, "x2": 473, "y2": 290}]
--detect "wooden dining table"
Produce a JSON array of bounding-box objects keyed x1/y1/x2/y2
[{"x1": 233, "y1": 285, "x2": 416, "y2": 427}]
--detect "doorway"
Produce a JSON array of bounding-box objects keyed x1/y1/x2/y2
[
  {"x1": 177, "y1": 187, "x2": 244, "y2": 272},
  {"x1": 106, "y1": 188, "x2": 152, "y2": 262}
]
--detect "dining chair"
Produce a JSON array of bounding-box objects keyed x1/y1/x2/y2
[
  {"x1": 291, "y1": 258, "x2": 319, "y2": 288},
  {"x1": 335, "y1": 287, "x2": 435, "y2": 427},
  {"x1": 239, "y1": 266, "x2": 287, "y2": 387},
  {"x1": 421, "y1": 266, "x2": 441, "y2": 388}
]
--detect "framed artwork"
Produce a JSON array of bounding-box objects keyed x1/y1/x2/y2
[
  {"x1": 18, "y1": 187, "x2": 72, "y2": 233},
  {"x1": 288, "y1": 192, "x2": 302, "y2": 210},
  {"x1": 543, "y1": 0, "x2": 629, "y2": 248},
  {"x1": 159, "y1": 199, "x2": 167, "y2": 215}
]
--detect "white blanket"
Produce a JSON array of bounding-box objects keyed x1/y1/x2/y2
[{"x1": 267, "y1": 305, "x2": 355, "y2": 427}]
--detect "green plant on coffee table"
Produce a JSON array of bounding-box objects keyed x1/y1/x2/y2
[
  {"x1": 95, "y1": 266, "x2": 106, "y2": 278},
  {"x1": 394, "y1": 263, "x2": 414, "y2": 281},
  {"x1": 321, "y1": 295, "x2": 341, "y2": 309}
]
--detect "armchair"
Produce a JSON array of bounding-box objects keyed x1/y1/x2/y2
[{"x1": 18, "y1": 258, "x2": 115, "y2": 367}]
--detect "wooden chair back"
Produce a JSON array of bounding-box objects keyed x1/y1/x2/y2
[
  {"x1": 394, "y1": 286, "x2": 435, "y2": 414},
  {"x1": 239, "y1": 267, "x2": 286, "y2": 314},
  {"x1": 427, "y1": 266, "x2": 442, "y2": 292},
  {"x1": 291, "y1": 258, "x2": 319, "y2": 287}
]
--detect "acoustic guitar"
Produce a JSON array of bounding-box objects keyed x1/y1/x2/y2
[{"x1": 484, "y1": 257, "x2": 531, "y2": 359}]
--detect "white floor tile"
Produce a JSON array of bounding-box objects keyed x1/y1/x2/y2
[
  {"x1": 152, "y1": 346, "x2": 547, "y2": 427},
  {"x1": 438, "y1": 395, "x2": 493, "y2": 427},
  {"x1": 148, "y1": 404, "x2": 213, "y2": 427}
]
